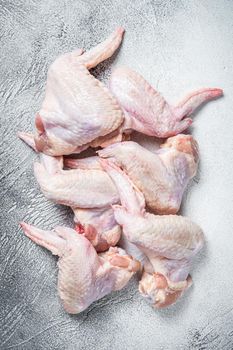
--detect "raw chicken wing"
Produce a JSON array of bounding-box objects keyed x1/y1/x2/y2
[
  {"x1": 101, "y1": 160, "x2": 204, "y2": 308},
  {"x1": 20, "y1": 223, "x2": 140, "y2": 314},
  {"x1": 99, "y1": 134, "x2": 199, "y2": 214},
  {"x1": 110, "y1": 66, "x2": 222, "y2": 137},
  {"x1": 20, "y1": 28, "x2": 125, "y2": 156},
  {"x1": 33, "y1": 152, "x2": 121, "y2": 251}
]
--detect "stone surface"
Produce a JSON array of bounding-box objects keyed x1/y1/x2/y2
[{"x1": 1, "y1": 0, "x2": 233, "y2": 349}]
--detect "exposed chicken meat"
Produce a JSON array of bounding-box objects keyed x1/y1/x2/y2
[
  {"x1": 73, "y1": 207, "x2": 121, "y2": 252},
  {"x1": 110, "y1": 66, "x2": 222, "y2": 137},
  {"x1": 101, "y1": 160, "x2": 204, "y2": 308},
  {"x1": 99, "y1": 134, "x2": 199, "y2": 214},
  {"x1": 20, "y1": 223, "x2": 140, "y2": 314},
  {"x1": 19, "y1": 28, "x2": 125, "y2": 156}
]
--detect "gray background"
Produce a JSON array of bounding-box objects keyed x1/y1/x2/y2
[{"x1": 1, "y1": 0, "x2": 233, "y2": 349}]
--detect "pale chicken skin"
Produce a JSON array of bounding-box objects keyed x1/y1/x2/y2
[
  {"x1": 20, "y1": 223, "x2": 140, "y2": 314},
  {"x1": 19, "y1": 32, "x2": 223, "y2": 155},
  {"x1": 63, "y1": 156, "x2": 122, "y2": 251},
  {"x1": 33, "y1": 153, "x2": 121, "y2": 251},
  {"x1": 110, "y1": 66, "x2": 223, "y2": 137},
  {"x1": 35, "y1": 154, "x2": 119, "y2": 208},
  {"x1": 20, "y1": 28, "x2": 125, "y2": 156},
  {"x1": 99, "y1": 134, "x2": 199, "y2": 214},
  {"x1": 101, "y1": 160, "x2": 204, "y2": 308}
]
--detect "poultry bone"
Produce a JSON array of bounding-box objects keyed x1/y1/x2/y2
[
  {"x1": 101, "y1": 160, "x2": 204, "y2": 308},
  {"x1": 20, "y1": 223, "x2": 140, "y2": 314},
  {"x1": 109, "y1": 66, "x2": 223, "y2": 137},
  {"x1": 19, "y1": 28, "x2": 125, "y2": 156},
  {"x1": 33, "y1": 152, "x2": 121, "y2": 252},
  {"x1": 99, "y1": 134, "x2": 199, "y2": 214}
]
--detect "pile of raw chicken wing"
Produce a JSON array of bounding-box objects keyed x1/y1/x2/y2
[{"x1": 19, "y1": 28, "x2": 222, "y2": 313}]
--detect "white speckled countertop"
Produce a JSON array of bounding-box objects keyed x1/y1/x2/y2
[{"x1": 1, "y1": 0, "x2": 233, "y2": 349}]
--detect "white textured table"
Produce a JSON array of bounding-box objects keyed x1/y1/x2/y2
[{"x1": 1, "y1": 1, "x2": 233, "y2": 349}]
